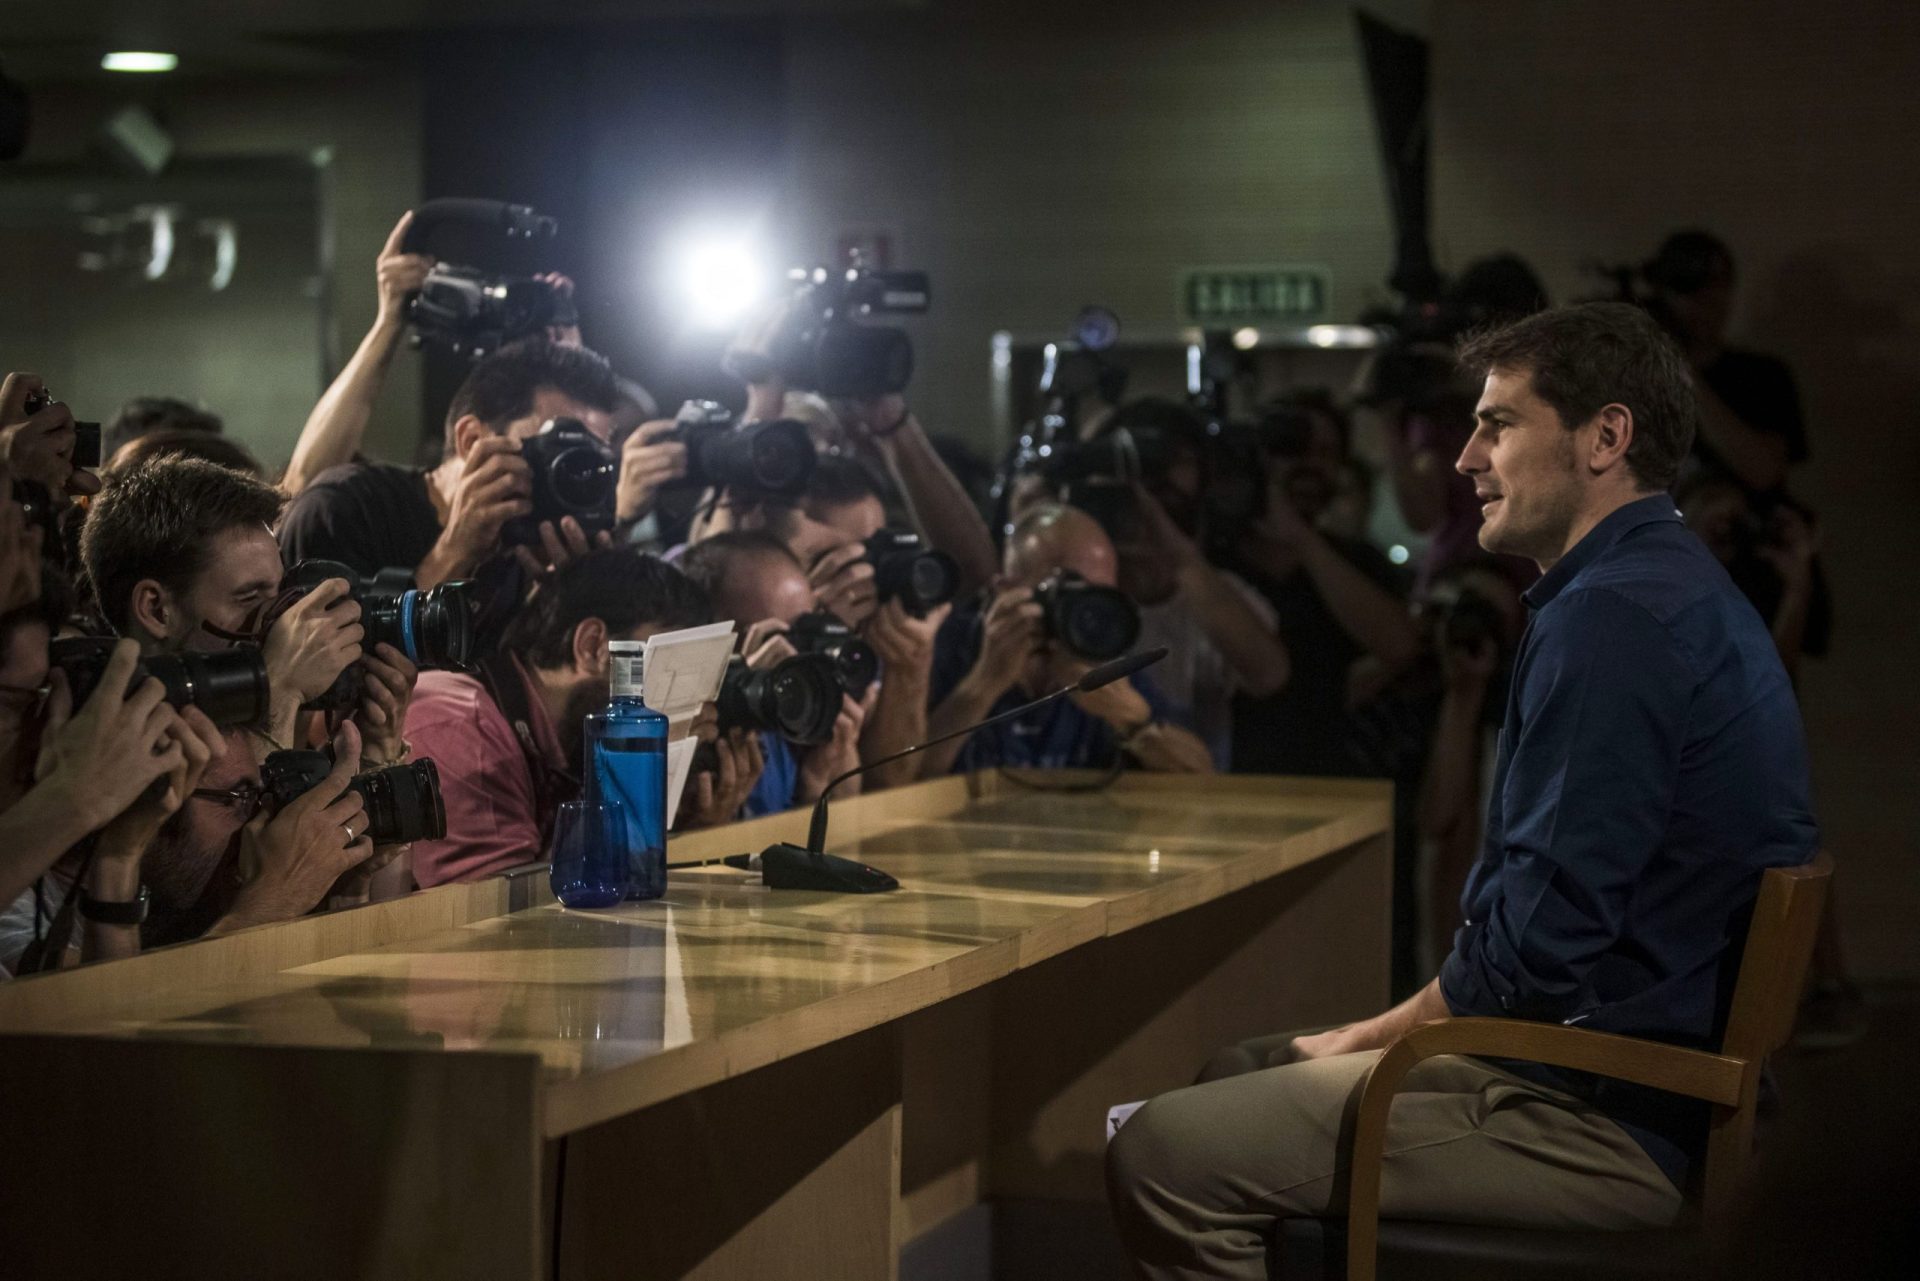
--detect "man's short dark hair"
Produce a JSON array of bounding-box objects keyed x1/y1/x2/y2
[
  {"x1": 442, "y1": 340, "x2": 620, "y2": 453},
  {"x1": 1457, "y1": 301, "x2": 1699, "y2": 492},
  {"x1": 80, "y1": 456, "x2": 284, "y2": 635},
  {"x1": 107, "y1": 427, "x2": 264, "y2": 479},
  {"x1": 805, "y1": 453, "x2": 888, "y2": 512},
  {"x1": 505, "y1": 549, "x2": 710, "y2": 670},
  {"x1": 677, "y1": 531, "x2": 801, "y2": 607},
  {"x1": 105, "y1": 396, "x2": 224, "y2": 455}
]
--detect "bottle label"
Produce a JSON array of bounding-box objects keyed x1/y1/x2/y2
[{"x1": 611, "y1": 654, "x2": 645, "y2": 699}]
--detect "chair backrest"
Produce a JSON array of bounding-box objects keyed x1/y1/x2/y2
[
  {"x1": 1699, "y1": 852, "x2": 1831, "y2": 1213},
  {"x1": 1716, "y1": 853, "x2": 1832, "y2": 1065}
]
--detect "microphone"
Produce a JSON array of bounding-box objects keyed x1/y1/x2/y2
[{"x1": 749, "y1": 647, "x2": 1170, "y2": 893}]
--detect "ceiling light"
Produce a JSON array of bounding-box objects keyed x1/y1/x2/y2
[{"x1": 102, "y1": 52, "x2": 178, "y2": 74}]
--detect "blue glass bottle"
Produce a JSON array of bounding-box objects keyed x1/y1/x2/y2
[{"x1": 583, "y1": 640, "x2": 669, "y2": 900}]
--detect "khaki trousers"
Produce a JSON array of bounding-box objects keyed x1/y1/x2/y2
[{"x1": 1105, "y1": 1029, "x2": 1682, "y2": 1280}]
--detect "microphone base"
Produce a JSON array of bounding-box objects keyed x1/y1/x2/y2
[{"x1": 758, "y1": 843, "x2": 900, "y2": 894}]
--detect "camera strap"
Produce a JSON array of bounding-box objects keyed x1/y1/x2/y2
[
  {"x1": 16, "y1": 836, "x2": 99, "y2": 975},
  {"x1": 475, "y1": 652, "x2": 575, "y2": 849}
]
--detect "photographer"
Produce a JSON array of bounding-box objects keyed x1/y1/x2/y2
[
  {"x1": 1085, "y1": 400, "x2": 1291, "y2": 769},
  {"x1": 678, "y1": 532, "x2": 889, "y2": 813},
  {"x1": 279, "y1": 339, "x2": 632, "y2": 590},
  {"x1": 922, "y1": 504, "x2": 1212, "y2": 778},
  {"x1": 1645, "y1": 230, "x2": 1804, "y2": 499},
  {"x1": 81, "y1": 457, "x2": 412, "y2": 940},
  {"x1": 726, "y1": 298, "x2": 998, "y2": 598},
  {"x1": 1230, "y1": 398, "x2": 1420, "y2": 778},
  {"x1": 404, "y1": 548, "x2": 730, "y2": 887}
]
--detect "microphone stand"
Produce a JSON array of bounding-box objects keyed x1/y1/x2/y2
[{"x1": 747, "y1": 647, "x2": 1169, "y2": 893}]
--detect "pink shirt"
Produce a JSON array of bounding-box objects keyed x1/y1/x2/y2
[{"x1": 408, "y1": 659, "x2": 568, "y2": 888}]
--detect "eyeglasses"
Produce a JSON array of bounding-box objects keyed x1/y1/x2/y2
[{"x1": 0, "y1": 682, "x2": 50, "y2": 718}]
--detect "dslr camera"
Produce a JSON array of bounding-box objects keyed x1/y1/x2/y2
[
  {"x1": 1031, "y1": 571, "x2": 1140, "y2": 663},
  {"x1": 401, "y1": 198, "x2": 576, "y2": 360},
  {"x1": 48, "y1": 635, "x2": 270, "y2": 728},
  {"x1": 723, "y1": 260, "x2": 930, "y2": 398},
  {"x1": 22, "y1": 385, "x2": 102, "y2": 469},
  {"x1": 269, "y1": 560, "x2": 476, "y2": 713},
  {"x1": 714, "y1": 610, "x2": 876, "y2": 746},
  {"x1": 506, "y1": 417, "x2": 618, "y2": 546},
  {"x1": 714, "y1": 653, "x2": 843, "y2": 747},
  {"x1": 258, "y1": 750, "x2": 448, "y2": 845},
  {"x1": 861, "y1": 526, "x2": 958, "y2": 617},
  {"x1": 666, "y1": 400, "x2": 816, "y2": 498},
  {"x1": 787, "y1": 610, "x2": 878, "y2": 702}
]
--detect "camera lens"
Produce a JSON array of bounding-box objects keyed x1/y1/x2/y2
[
  {"x1": 147, "y1": 648, "x2": 272, "y2": 728},
  {"x1": 352, "y1": 759, "x2": 448, "y2": 845},
  {"x1": 364, "y1": 582, "x2": 474, "y2": 669},
  {"x1": 689, "y1": 418, "x2": 816, "y2": 496},
  {"x1": 863, "y1": 527, "x2": 959, "y2": 616},
  {"x1": 1038, "y1": 575, "x2": 1140, "y2": 662},
  {"x1": 49, "y1": 637, "x2": 269, "y2": 729},
  {"x1": 716, "y1": 654, "x2": 841, "y2": 746},
  {"x1": 549, "y1": 444, "x2": 618, "y2": 512}
]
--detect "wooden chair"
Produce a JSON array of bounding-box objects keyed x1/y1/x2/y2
[{"x1": 1278, "y1": 854, "x2": 1832, "y2": 1281}]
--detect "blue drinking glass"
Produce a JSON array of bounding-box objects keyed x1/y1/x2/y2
[{"x1": 549, "y1": 799, "x2": 631, "y2": 909}]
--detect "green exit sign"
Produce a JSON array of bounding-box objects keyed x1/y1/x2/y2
[{"x1": 1181, "y1": 266, "x2": 1329, "y2": 323}]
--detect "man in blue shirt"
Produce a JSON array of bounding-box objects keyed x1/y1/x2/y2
[
  {"x1": 1109, "y1": 302, "x2": 1818, "y2": 1279},
  {"x1": 921, "y1": 504, "x2": 1213, "y2": 778}
]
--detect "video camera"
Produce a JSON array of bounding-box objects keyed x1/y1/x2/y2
[
  {"x1": 258, "y1": 749, "x2": 448, "y2": 846},
  {"x1": 723, "y1": 259, "x2": 929, "y2": 398},
  {"x1": 667, "y1": 400, "x2": 816, "y2": 497},
  {"x1": 48, "y1": 636, "x2": 270, "y2": 729},
  {"x1": 269, "y1": 560, "x2": 476, "y2": 714},
  {"x1": 401, "y1": 198, "x2": 576, "y2": 360}
]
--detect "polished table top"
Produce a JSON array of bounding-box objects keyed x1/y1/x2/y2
[{"x1": 0, "y1": 775, "x2": 1390, "y2": 1133}]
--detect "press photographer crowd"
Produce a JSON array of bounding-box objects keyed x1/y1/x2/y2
[{"x1": 0, "y1": 208, "x2": 1852, "y2": 1034}]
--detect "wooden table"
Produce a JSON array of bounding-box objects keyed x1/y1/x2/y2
[{"x1": 0, "y1": 772, "x2": 1390, "y2": 1280}]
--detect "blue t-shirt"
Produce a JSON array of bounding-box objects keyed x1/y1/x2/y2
[
  {"x1": 741, "y1": 732, "x2": 801, "y2": 817},
  {"x1": 929, "y1": 604, "x2": 1181, "y2": 772}
]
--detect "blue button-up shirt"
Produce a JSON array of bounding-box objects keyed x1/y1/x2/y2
[{"x1": 1439, "y1": 493, "x2": 1818, "y2": 1186}]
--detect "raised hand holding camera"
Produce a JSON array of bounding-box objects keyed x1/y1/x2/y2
[
  {"x1": 615, "y1": 419, "x2": 689, "y2": 523},
  {"x1": 1, "y1": 372, "x2": 100, "y2": 499},
  {"x1": 374, "y1": 211, "x2": 435, "y2": 329},
  {"x1": 261, "y1": 575, "x2": 364, "y2": 730},
  {"x1": 217, "y1": 722, "x2": 375, "y2": 933},
  {"x1": 420, "y1": 434, "x2": 533, "y2": 585},
  {"x1": 35, "y1": 639, "x2": 189, "y2": 833}
]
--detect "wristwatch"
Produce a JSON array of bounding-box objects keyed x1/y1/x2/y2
[{"x1": 79, "y1": 884, "x2": 150, "y2": 926}]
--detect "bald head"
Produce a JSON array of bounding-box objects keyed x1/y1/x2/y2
[{"x1": 1004, "y1": 503, "x2": 1118, "y2": 589}]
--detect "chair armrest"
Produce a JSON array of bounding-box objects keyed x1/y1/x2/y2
[{"x1": 1341, "y1": 1019, "x2": 1746, "y2": 1281}]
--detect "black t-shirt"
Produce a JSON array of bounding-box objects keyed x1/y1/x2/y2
[
  {"x1": 278, "y1": 460, "x2": 442, "y2": 577},
  {"x1": 1696, "y1": 349, "x2": 1809, "y2": 486},
  {"x1": 1229, "y1": 535, "x2": 1406, "y2": 778}
]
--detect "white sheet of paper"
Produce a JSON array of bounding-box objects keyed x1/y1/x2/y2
[
  {"x1": 1107, "y1": 1099, "x2": 1145, "y2": 1142},
  {"x1": 641, "y1": 621, "x2": 736, "y2": 717},
  {"x1": 664, "y1": 737, "x2": 700, "y2": 830}
]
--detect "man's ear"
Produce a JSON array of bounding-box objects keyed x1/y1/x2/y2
[
  {"x1": 1587, "y1": 403, "x2": 1635, "y2": 478},
  {"x1": 450, "y1": 415, "x2": 492, "y2": 462},
  {"x1": 571, "y1": 616, "x2": 610, "y2": 675},
  {"x1": 128, "y1": 579, "x2": 175, "y2": 644}
]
